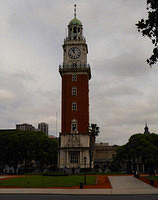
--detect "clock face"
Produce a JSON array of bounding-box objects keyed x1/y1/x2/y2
[{"x1": 68, "y1": 47, "x2": 81, "y2": 59}]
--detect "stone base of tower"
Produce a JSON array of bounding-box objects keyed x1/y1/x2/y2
[
  {"x1": 58, "y1": 133, "x2": 93, "y2": 169},
  {"x1": 59, "y1": 148, "x2": 90, "y2": 169}
]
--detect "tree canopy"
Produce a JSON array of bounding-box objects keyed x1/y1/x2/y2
[
  {"x1": 136, "y1": 0, "x2": 158, "y2": 66},
  {"x1": 114, "y1": 133, "x2": 158, "y2": 174},
  {"x1": 0, "y1": 130, "x2": 58, "y2": 174}
]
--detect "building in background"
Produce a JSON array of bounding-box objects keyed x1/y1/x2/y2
[
  {"x1": 94, "y1": 143, "x2": 118, "y2": 171},
  {"x1": 38, "y1": 122, "x2": 48, "y2": 136},
  {"x1": 16, "y1": 122, "x2": 49, "y2": 136},
  {"x1": 16, "y1": 123, "x2": 35, "y2": 132}
]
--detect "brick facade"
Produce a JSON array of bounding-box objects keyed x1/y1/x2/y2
[{"x1": 62, "y1": 74, "x2": 89, "y2": 134}]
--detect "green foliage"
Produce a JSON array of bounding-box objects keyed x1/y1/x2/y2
[
  {"x1": 0, "y1": 175, "x2": 96, "y2": 187},
  {"x1": 42, "y1": 171, "x2": 68, "y2": 176},
  {"x1": 136, "y1": 0, "x2": 158, "y2": 66},
  {"x1": 114, "y1": 133, "x2": 158, "y2": 174},
  {"x1": 0, "y1": 130, "x2": 58, "y2": 173},
  {"x1": 109, "y1": 160, "x2": 121, "y2": 172},
  {"x1": 146, "y1": 176, "x2": 158, "y2": 181}
]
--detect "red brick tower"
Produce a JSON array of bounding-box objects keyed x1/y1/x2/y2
[{"x1": 59, "y1": 5, "x2": 91, "y2": 170}]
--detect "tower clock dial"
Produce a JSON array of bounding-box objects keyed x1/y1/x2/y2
[{"x1": 68, "y1": 47, "x2": 81, "y2": 59}]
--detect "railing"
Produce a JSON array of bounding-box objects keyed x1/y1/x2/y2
[
  {"x1": 59, "y1": 64, "x2": 91, "y2": 79},
  {"x1": 59, "y1": 64, "x2": 90, "y2": 69},
  {"x1": 64, "y1": 37, "x2": 86, "y2": 42}
]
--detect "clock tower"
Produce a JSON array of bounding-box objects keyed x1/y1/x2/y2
[{"x1": 58, "y1": 5, "x2": 92, "y2": 171}]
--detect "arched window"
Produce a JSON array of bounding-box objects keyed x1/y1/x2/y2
[
  {"x1": 71, "y1": 119, "x2": 78, "y2": 132},
  {"x1": 74, "y1": 26, "x2": 77, "y2": 33}
]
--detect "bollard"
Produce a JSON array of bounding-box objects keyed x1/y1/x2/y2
[
  {"x1": 80, "y1": 182, "x2": 84, "y2": 189},
  {"x1": 150, "y1": 180, "x2": 154, "y2": 186}
]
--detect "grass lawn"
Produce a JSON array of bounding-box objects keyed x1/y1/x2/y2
[
  {"x1": 146, "y1": 176, "x2": 158, "y2": 181},
  {"x1": 0, "y1": 175, "x2": 96, "y2": 188}
]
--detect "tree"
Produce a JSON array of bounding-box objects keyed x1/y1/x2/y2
[
  {"x1": 89, "y1": 124, "x2": 99, "y2": 169},
  {"x1": 136, "y1": 0, "x2": 158, "y2": 66},
  {"x1": 33, "y1": 135, "x2": 58, "y2": 172},
  {"x1": 6, "y1": 133, "x2": 24, "y2": 173},
  {"x1": 0, "y1": 130, "x2": 58, "y2": 174},
  {"x1": 114, "y1": 133, "x2": 158, "y2": 174}
]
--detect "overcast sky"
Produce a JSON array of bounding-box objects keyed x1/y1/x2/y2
[{"x1": 0, "y1": 0, "x2": 157, "y2": 145}]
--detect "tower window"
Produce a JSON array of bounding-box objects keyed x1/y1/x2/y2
[
  {"x1": 78, "y1": 28, "x2": 80, "y2": 32},
  {"x1": 71, "y1": 119, "x2": 78, "y2": 132},
  {"x1": 70, "y1": 151, "x2": 79, "y2": 163},
  {"x1": 74, "y1": 26, "x2": 77, "y2": 33},
  {"x1": 72, "y1": 102, "x2": 77, "y2": 111},
  {"x1": 72, "y1": 74, "x2": 77, "y2": 81},
  {"x1": 72, "y1": 87, "x2": 77, "y2": 96}
]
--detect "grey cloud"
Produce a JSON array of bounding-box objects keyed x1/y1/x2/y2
[{"x1": 0, "y1": 0, "x2": 157, "y2": 144}]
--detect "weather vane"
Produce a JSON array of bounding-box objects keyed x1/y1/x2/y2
[
  {"x1": 74, "y1": 4, "x2": 77, "y2": 18},
  {"x1": 145, "y1": 121, "x2": 148, "y2": 127}
]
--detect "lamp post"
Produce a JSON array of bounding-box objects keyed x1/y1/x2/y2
[{"x1": 84, "y1": 156, "x2": 87, "y2": 184}]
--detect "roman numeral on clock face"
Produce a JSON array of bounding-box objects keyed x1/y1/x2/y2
[{"x1": 68, "y1": 47, "x2": 81, "y2": 59}]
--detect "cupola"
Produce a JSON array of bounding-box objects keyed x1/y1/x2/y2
[{"x1": 67, "y1": 4, "x2": 83, "y2": 40}]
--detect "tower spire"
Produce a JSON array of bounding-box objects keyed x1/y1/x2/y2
[
  {"x1": 74, "y1": 4, "x2": 77, "y2": 18},
  {"x1": 144, "y1": 121, "x2": 150, "y2": 134},
  {"x1": 145, "y1": 121, "x2": 147, "y2": 127}
]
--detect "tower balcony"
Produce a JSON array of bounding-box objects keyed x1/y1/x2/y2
[
  {"x1": 59, "y1": 64, "x2": 91, "y2": 79},
  {"x1": 64, "y1": 37, "x2": 86, "y2": 42}
]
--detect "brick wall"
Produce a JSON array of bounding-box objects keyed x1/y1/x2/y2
[{"x1": 61, "y1": 73, "x2": 89, "y2": 134}]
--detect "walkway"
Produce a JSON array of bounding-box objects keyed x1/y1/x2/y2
[{"x1": 108, "y1": 176, "x2": 158, "y2": 194}]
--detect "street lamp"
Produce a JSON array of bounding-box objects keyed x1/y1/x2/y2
[{"x1": 84, "y1": 156, "x2": 87, "y2": 184}]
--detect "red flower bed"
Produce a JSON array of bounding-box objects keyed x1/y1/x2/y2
[{"x1": 84, "y1": 175, "x2": 112, "y2": 189}]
